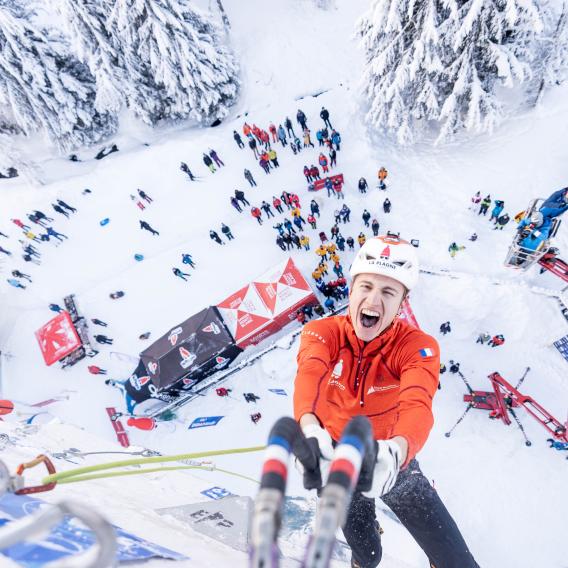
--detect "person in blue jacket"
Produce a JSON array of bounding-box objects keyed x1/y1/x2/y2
[
  {"x1": 331, "y1": 130, "x2": 341, "y2": 151},
  {"x1": 518, "y1": 211, "x2": 552, "y2": 242},
  {"x1": 489, "y1": 200, "x2": 504, "y2": 223},
  {"x1": 539, "y1": 187, "x2": 568, "y2": 219},
  {"x1": 324, "y1": 296, "x2": 335, "y2": 312},
  {"x1": 316, "y1": 130, "x2": 324, "y2": 147},
  {"x1": 277, "y1": 125, "x2": 287, "y2": 146},
  {"x1": 7, "y1": 278, "x2": 25, "y2": 289}
]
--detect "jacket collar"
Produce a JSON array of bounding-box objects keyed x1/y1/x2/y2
[{"x1": 344, "y1": 314, "x2": 401, "y2": 356}]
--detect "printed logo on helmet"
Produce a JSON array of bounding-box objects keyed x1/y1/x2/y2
[
  {"x1": 168, "y1": 326, "x2": 183, "y2": 346},
  {"x1": 202, "y1": 322, "x2": 221, "y2": 335},
  {"x1": 380, "y1": 246, "x2": 391, "y2": 259},
  {"x1": 148, "y1": 362, "x2": 158, "y2": 374},
  {"x1": 179, "y1": 347, "x2": 197, "y2": 369}
]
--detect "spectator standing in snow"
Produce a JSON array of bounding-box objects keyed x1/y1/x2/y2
[
  {"x1": 310, "y1": 200, "x2": 320, "y2": 218},
  {"x1": 383, "y1": 198, "x2": 392, "y2": 214},
  {"x1": 489, "y1": 200, "x2": 504, "y2": 223},
  {"x1": 329, "y1": 148, "x2": 337, "y2": 168},
  {"x1": 57, "y1": 199, "x2": 77, "y2": 213},
  {"x1": 173, "y1": 267, "x2": 191, "y2": 281},
  {"x1": 91, "y1": 318, "x2": 108, "y2": 327},
  {"x1": 52, "y1": 203, "x2": 70, "y2": 218},
  {"x1": 12, "y1": 270, "x2": 32, "y2": 282},
  {"x1": 138, "y1": 189, "x2": 153, "y2": 204},
  {"x1": 88, "y1": 365, "x2": 107, "y2": 375},
  {"x1": 479, "y1": 195, "x2": 491, "y2": 216},
  {"x1": 235, "y1": 190, "x2": 250, "y2": 206},
  {"x1": 371, "y1": 219, "x2": 380, "y2": 236},
  {"x1": 362, "y1": 209, "x2": 371, "y2": 227},
  {"x1": 476, "y1": 332, "x2": 491, "y2": 344},
  {"x1": 234, "y1": 130, "x2": 245, "y2": 148},
  {"x1": 180, "y1": 162, "x2": 196, "y2": 180},
  {"x1": 209, "y1": 149, "x2": 224, "y2": 168},
  {"x1": 182, "y1": 253, "x2": 196, "y2": 268},
  {"x1": 249, "y1": 137, "x2": 259, "y2": 159},
  {"x1": 7, "y1": 278, "x2": 25, "y2": 289},
  {"x1": 469, "y1": 191, "x2": 481, "y2": 211},
  {"x1": 269, "y1": 149, "x2": 279, "y2": 168},
  {"x1": 221, "y1": 223, "x2": 235, "y2": 240},
  {"x1": 489, "y1": 334, "x2": 505, "y2": 347},
  {"x1": 230, "y1": 196, "x2": 242, "y2": 212},
  {"x1": 273, "y1": 196, "x2": 284, "y2": 214},
  {"x1": 244, "y1": 169, "x2": 257, "y2": 187},
  {"x1": 139, "y1": 221, "x2": 159, "y2": 236},
  {"x1": 358, "y1": 178, "x2": 368, "y2": 194},
  {"x1": 284, "y1": 116, "x2": 295, "y2": 138},
  {"x1": 46, "y1": 227, "x2": 68, "y2": 242},
  {"x1": 203, "y1": 153, "x2": 216, "y2": 173},
  {"x1": 440, "y1": 322, "x2": 451, "y2": 335},
  {"x1": 261, "y1": 201, "x2": 275, "y2": 218},
  {"x1": 297, "y1": 109, "x2": 308, "y2": 131},
  {"x1": 49, "y1": 304, "x2": 63, "y2": 313},
  {"x1": 277, "y1": 125, "x2": 287, "y2": 146},
  {"x1": 209, "y1": 230, "x2": 224, "y2": 245},
  {"x1": 303, "y1": 129, "x2": 314, "y2": 149},
  {"x1": 251, "y1": 207, "x2": 263, "y2": 225},
  {"x1": 0, "y1": 246, "x2": 11, "y2": 256},
  {"x1": 494, "y1": 213, "x2": 510, "y2": 230},
  {"x1": 448, "y1": 242, "x2": 465, "y2": 258},
  {"x1": 94, "y1": 334, "x2": 113, "y2": 345},
  {"x1": 320, "y1": 107, "x2": 333, "y2": 129},
  {"x1": 130, "y1": 194, "x2": 145, "y2": 210}
]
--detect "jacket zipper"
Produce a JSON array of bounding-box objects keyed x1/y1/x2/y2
[{"x1": 359, "y1": 362, "x2": 371, "y2": 407}]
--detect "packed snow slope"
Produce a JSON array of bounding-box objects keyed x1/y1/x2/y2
[{"x1": 1, "y1": 1, "x2": 568, "y2": 567}]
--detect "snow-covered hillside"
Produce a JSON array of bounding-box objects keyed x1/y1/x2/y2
[{"x1": 1, "y1": 1, "x2": 567, "y2": 567}]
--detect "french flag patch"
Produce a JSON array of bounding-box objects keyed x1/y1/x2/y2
[{"x1": 419, "y1": 348, "x2": 434, "y2": 357}]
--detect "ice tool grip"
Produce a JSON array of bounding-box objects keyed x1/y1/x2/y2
[{"x1": 14, "y1": 454, "x2": 57, "y2": 495}]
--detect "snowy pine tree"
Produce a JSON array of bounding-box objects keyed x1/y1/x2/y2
[
  {"x1": 107, "y1": 0, "x2": 239, "y2": 125},
  {"x1": 0, "y1": 1, "x2": 117, "y2": 151},
  {"x1": 358, "y1": 0, "x2": 549, "y2": 144},
  {"x1": 53, "y1": 0, "x2": 125, "y2": 114}
]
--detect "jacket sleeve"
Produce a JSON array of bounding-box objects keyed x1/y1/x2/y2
[
  {"x1": 293, "y1": 321, "x2": 335, "y2": 424},
  {"x1": 391, "y1": 333, "x2": 440, "y2": 467}
]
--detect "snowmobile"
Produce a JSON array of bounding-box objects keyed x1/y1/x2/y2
[{"x1": 504, "y1": 198, "x2": 562, "y2": 271}]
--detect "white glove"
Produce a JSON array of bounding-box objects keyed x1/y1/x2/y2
[
  {"x1": 302, "y1": 423, "x2": 334, "y2": 460},
  {"x1": 363, "y1": 439, "x2": 402, "y2": 498}
]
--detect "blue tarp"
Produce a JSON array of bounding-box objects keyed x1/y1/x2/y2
[{"x1": 0, "y1": 493, "x2": 186, "y2": 567}]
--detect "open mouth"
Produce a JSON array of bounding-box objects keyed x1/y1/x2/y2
[{"x1": 360, "y1": 308, "x2": 380, "y2": 329}]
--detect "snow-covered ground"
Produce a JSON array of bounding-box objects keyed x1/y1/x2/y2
[{"x1": 1, "y1": 1, "x2": 567, "y2": 567}]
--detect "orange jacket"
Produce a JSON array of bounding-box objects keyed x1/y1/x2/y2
[{"x1": 293, "y1": 316, "x2": 439, "y2": 467}]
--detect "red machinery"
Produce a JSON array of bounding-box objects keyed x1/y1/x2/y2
[
  {"x1": 538, "y1": 254, "x2": 568, "y2": 283},
  {"x1": 446, "y1": 367, "x2": 568, "y2": 447}
]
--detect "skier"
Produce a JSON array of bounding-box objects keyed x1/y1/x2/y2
[
  {"x1": 209, "y1": 149, "x2": 224, "y2": 168},
  {"x1": 94, "y1": 334, "x2": 113, "y2": 345},
  {"x1": 235, "y1": 189, "x2": 250, "y2": 206},
  {"x1": 320, "y1": 106, "x2": 332, "y2": 129},
  {"x1": 233, "y1": 130, "x2": 245, "y2": 148},
  {"x1": 494, "y1": 213, "x2": 510, "y2": 230},
  {"x1": 244, "y1": 169, "x2": 257, "y2": 187},
  {"x1": 46, "y1": 227, "x2": 68, "y2": 241},
  {"x1": 172, "y1": 267, "x2": 191, "y2": 281},
  {"x1": 138, "y1": 189, "x2": 153, "y2": 204},
  {"x1": 251, "y1": 207, "x2": 263, "y2": 225},
  {"x1": 310, "y1": 199, "x2": 320, "y2": 218},
  {"x1": 88, "y1": 365, "x2": 107, "y2": 375},
  {"x1": 180, "y1": 162, "x2": 196, "y2": 180},
  {"x1": 489, "y1": 200, "x2": 504, "y2": 223},
  {"x1": 203, "y1": 153, "x2": 216, "y2": 173},
  {"x1": 182, "y1": 253, "x2": 196, "y2": 268},
  {"x1": 221, "y1": 223, "x2": 235, "y2": 240},
  {"x1": 362, "y1": 209, "x2": 371, "y2": 227},
  {"x1": 11, "y1": 270, "x2": 32, "y2": 282},
  {"x1": 478, "y1": 195, "x2": 491, "y2": 216},
  {"x1": 57, "y1": 199, "x2": 77, "y2": 213},
  {"x1": 371, "y1": 219, "x2": 380, "y2": 237},
  {"x1": 7, "y1": 278, "x2": 25, "y2": 289},
  {"x1": 383, "y1": 198, "x2": 392, "y2": 213},
  {"x1": 209, "y1": 230, "x2": 224, "y2": 245},
  {"x1": 52, "y1": 203, "x2": 69, "y2": 218},
  {"x1": 91, "y1": 318, "x2": 108, "y2": 327},
  {"x1": 139, "y1": 220, "x2": 159, "y2": 236},
  {"x1": 296, "y1": 109, "x2": 308, "y2": 131}
]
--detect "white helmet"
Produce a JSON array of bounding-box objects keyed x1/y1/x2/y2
[
  {"x1": 350, "y1": 235, "x2": 419, "y2": 291},
  {"x1": 530, "y1": 211, "x2": 544, "y2": 226}
]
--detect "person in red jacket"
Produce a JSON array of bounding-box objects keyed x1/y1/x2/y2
[
  {"x1": 88, "y1": 365, "x2": 107, "y2": 375},
  {"x1": 251, "y1": 207, "x2": 263, "y2": 225},
  {"x1": 273, "y1": 196, "x2": 283, "y2": 214},
  {"x1": 319, "y1": 153, "x2": 329, "y2": 174},
  {"x1": 293, "y1": 234, "x2": 478, "y2": 568},
  {"x1": 269, "y1": 123, "x2": 277, "y2": 143},
  {"x1": 310, "y1": 165, "x2": 320, "y2": 180}
]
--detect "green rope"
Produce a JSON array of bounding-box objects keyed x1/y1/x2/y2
[
  {"x1": 52, "y1": 465, "x2": 260, "y2": 485},
  {"x1": 42, "y1": 445, "x2": 265, "y2": 485}
]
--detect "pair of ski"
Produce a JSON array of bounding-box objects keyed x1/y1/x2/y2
[{"x1": 250, "y1": 416, "x2": 377, "y2": 568}]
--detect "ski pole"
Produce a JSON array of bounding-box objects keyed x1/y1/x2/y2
[
  {"x1": 514, "y1": 366, "x2": 531, "y2": 390},
  {"x1": 302, "y1": 416, "x2": 376, "y2": 568},
  {"x1": 445, "y1": 404, "x2": 474, "y2": 438}
]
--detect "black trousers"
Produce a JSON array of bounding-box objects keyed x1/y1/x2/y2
[{"x1": 342, "y1": 460, "x2": 479, "y2": 568}]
